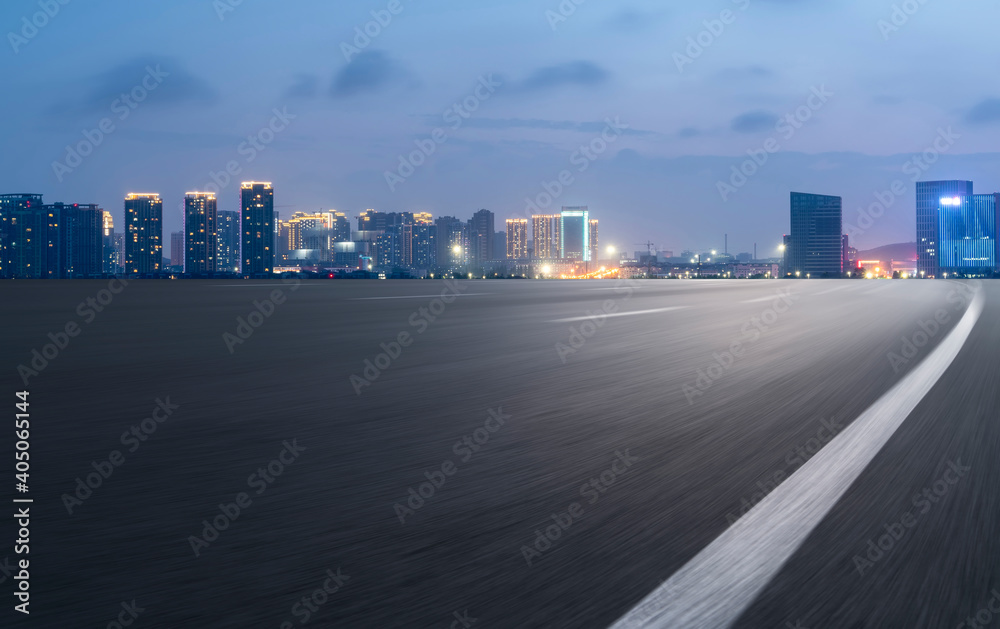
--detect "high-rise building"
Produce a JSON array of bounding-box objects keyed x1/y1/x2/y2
[
  {"x1": 216, "y1": 211, "x2": 240, "y2": 273},
  {"x1": 241, "y1": 182, "x2": 274, "y2": 276},
  {"x1": 560, "y1": 206, "x2": 591, "y2": 261},
  {"x1": 493, "y1": 231, "x2": 507, "y2": 260},
  {"x1": 937, "y1": 193, "x2": 998, "y2": 276},
  {"x1": 124, "y1": 193, "x2": 163, "y2": 276},
  {"x1": 532, "y1": 214, "x2": 561, "y2": 259},
  {"x1": 185, "y1": 192, "x2": 218, "y2": 275},
  {"x1": 43, "y1": 203, "x2": 103, "y2": 278},
  {"x1": 468, "y1": 209, "x2": 495, "y2": 265},
  {"x1": 170, "y1": 232, "x2": 184, "y2": 269},
  {"x1": 287, "y1": 212, "x2": 330, "y2": 251},
  {"x1": 917, "y1": 180, "x2": 974, "y2": 277},
  {"x1": 0, "y1": 194, "x2": 45, "y2": 278},
  {"x1": 435, "y1": 216, "x2": 468, "y2": 269},
  {"x1": 102, "y1": 210, "x2": 118, "y2": 275},
  {"x1": 589, "y1": 219, "x2": 599, "y2": 263},
  {"x1": 507, "y1": 219, "x2": 528, "y2": 259},
  {"x1": 376, "y1": 226, "x2": 403, "y2": 268},
  {"x1": 328, "y1": 211, "x2": 352, "y2": 245},
  {"x1": 412, "y1": 222, "x2": 437, "y2": 269},
  {"x1": 788, "y1": 192, "x2": 843, "y2": 277}
]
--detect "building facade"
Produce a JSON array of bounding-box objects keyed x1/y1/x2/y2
[
  {"x1": 124, "y1": 193, "x2": 163, "y2": 276},
  {"x1": 788, "y1": 192, "x2": 843, "y2": 277},
  {"x1": 241, "y1": 182, "x2": 274, "y2": 276},
  {"x1": 560, "y1": 206, "x2": 590, "y2": 261},
  {"x1": 185, "y1": 192, "x2": 218, "y2": 275},
  {"x1": 468, "y1": 209, "x2": 495, "y2": 266},
  {"x1": 216, "y1": 210, "x2": 240, "y2": 273},
  {"x1": 917, "y1": 180, "x2": 974, "y2": 277},
  {"x1": 532, "y1": 214, "x2": 561, "y2": 259},
  {"x1": 507, "y1": 219, "x2": 528, "y2": 259},
  {"x1": 937, "y1": 193, "x2": 998, "y2": 276}
]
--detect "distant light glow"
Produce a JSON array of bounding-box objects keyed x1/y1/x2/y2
[{"x1": 940, "y1": 197, "x2": 962, "y2": 206}]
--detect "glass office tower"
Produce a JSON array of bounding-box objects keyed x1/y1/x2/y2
[
  {"x1": 937, "y1": 193, "x2": 997, "y2": 276},
  {"x1": 788, "y1": 192, "x2": 843, "y2": 277},
  {"x1": 917, "y1": 180, "x2": 973, "y2": 277}
]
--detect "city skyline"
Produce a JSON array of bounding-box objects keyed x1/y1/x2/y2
[{"x1": 6, "y1": 2, "x2": 1000, "y2": 253}]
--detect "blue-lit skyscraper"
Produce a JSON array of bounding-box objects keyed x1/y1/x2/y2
[
  {"x1": 937, "y1": 193, "x2": 998, "y2": 276},
  {"x1": 917, "y1": 180, "x2": 973, "y2": 277}
]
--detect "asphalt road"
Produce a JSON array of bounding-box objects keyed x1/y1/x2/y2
[{"x1": 1, "y1": 278, "x2": 997, "y2": 628}]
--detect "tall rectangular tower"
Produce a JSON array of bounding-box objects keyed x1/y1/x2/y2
[
  {"x1": 185, "y1": 192, "x2": 218, "y2": 275},
  {"x1": 216, "y1": 210, "x2": 240, "y2": 273},
  {"x1": 532, "y1": 215, "x2": 561, "y2": 259},
  {"x1": 789, "y1": 192, "x2": 842, "y2": 277},
  {"x1": 560, "y1": 206, "x2": 590, "y2": 261},
  {"x1": 468, "y1": 209, "x2": 495, "y2": 264},
  {"x1": 506, "y1": 219, "x2": 528, "y2": 259},
  {"x1": 241, "y1": 182, "x2": 274, "y2": 276},
  {"x1": 124, "y1": 193, "x2": 163, "y2": 276},
  {"x1": 916, "y1": 180, "x2": 974, "y2": 277}
]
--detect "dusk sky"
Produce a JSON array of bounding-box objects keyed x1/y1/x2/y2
[{"x1": 3, "y1": 0, "x2": 1000, "y2": 254}]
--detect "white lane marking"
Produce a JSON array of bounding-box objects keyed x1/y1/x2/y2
[
  {"x1": 816, "y1": 284, "x2": 851, "y2": 295},
  {"x1": 610, "y1": 291, "x2": 984, "y2": 629},
  {"x1": 862, "y1": 283, "x2": 890, "y2": 294},
  {"x1": 548, "y1": 307, "x2": 687, "y2": 323},
  {"x1": 349, "y1": 294, "x2": 490, "y2": 300},
  {"x1": 741, "y1": 293, "x2": 795, "y2": 304}
]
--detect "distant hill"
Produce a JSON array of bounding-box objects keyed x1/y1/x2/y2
[{"x1": 857, "y1": 242, "x2": 916, "y2": 261}]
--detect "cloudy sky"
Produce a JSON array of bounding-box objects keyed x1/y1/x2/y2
[{"x1": 3, "y1": 0, "x2": 1000, "y2": 254}]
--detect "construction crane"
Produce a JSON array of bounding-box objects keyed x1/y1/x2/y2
[{"x1": 634, "y1": 241, "x2": 657, "y2": 277}]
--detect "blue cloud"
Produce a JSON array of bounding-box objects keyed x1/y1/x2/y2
[
  {"x1": 518, "y1": 61, "x2": 610, "y2": 91},
  {"x1": 965, "y1": 99, "x2": 1000, "y2": 125},
  {"x1": 730, "y1": 111, "x2": 778, "y2": 134},
  {"x1": 331, "y1": 51, "x2": 410, "y2": 98}
]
